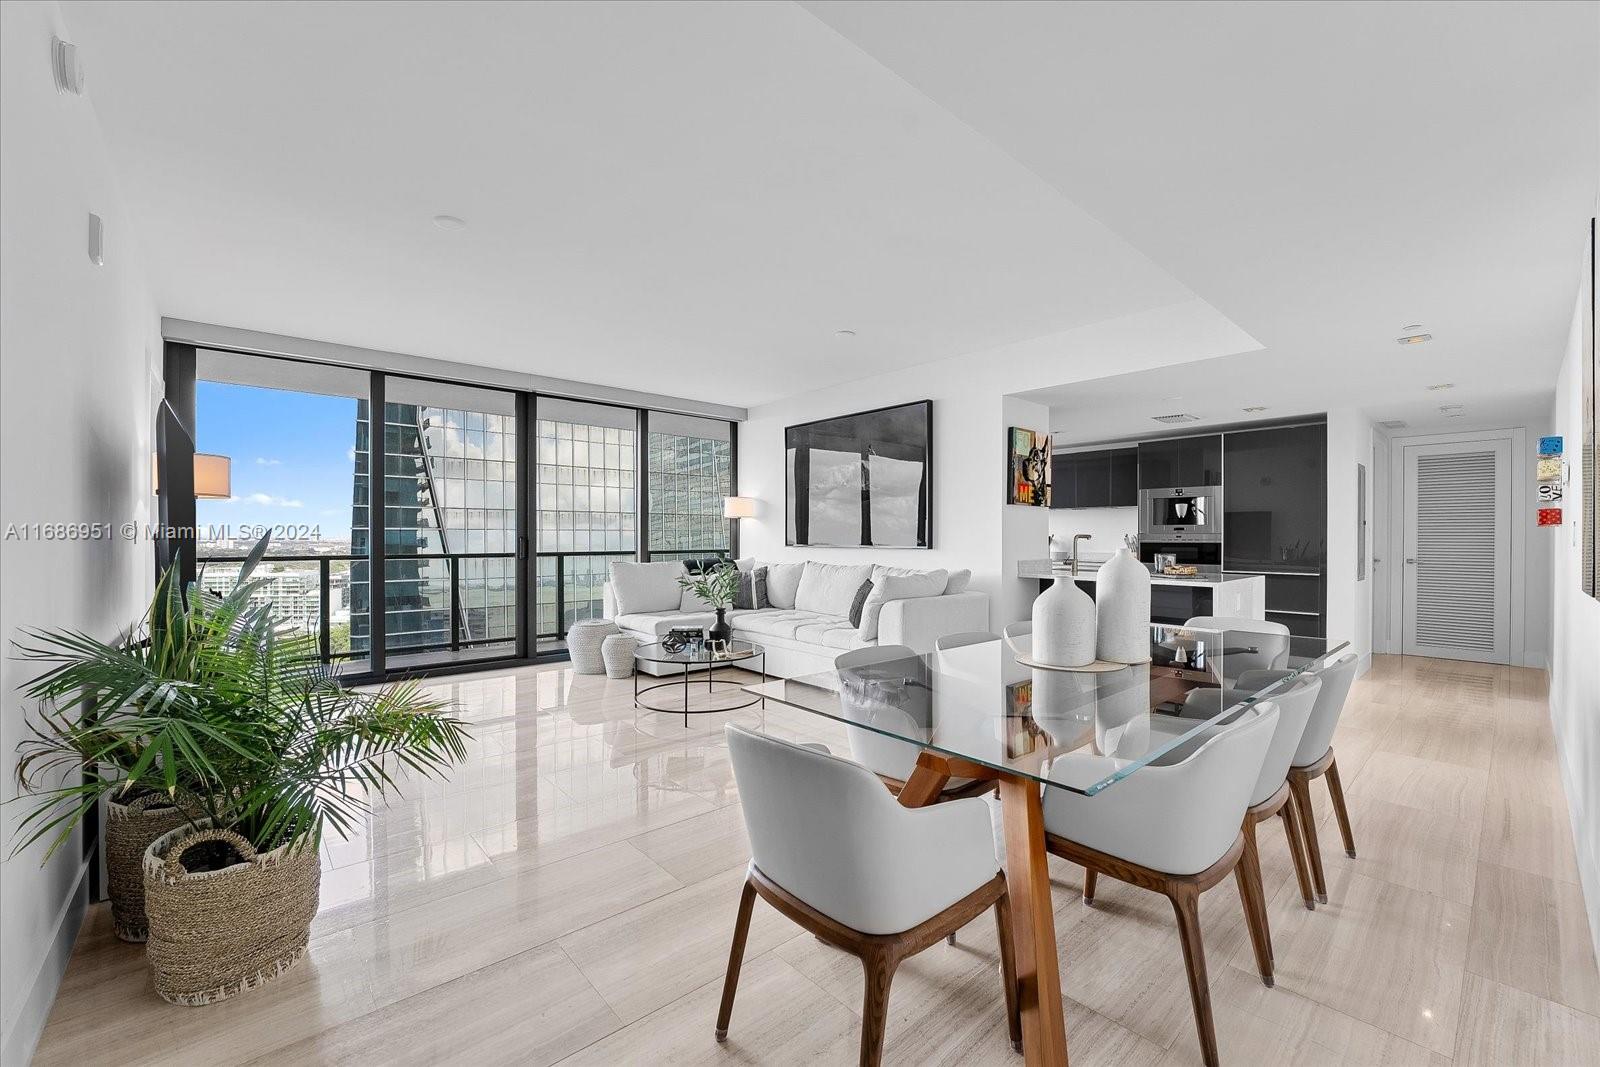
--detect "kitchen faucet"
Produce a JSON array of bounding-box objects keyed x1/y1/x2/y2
[{"x1": 1071, "y1": 533, "x2": 1092, "y2": 576}]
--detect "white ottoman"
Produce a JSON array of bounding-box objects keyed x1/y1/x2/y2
[
  {"x1": 602, "y1": 633, "x2": 639, "y2": 679},
  {"x1": 568, "y1": 619, "x2": 619, "y2": 675}
]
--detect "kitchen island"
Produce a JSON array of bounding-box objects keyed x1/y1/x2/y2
[{"x1": 1017, "y1": 559, "x2": 1266, "y2": 623}]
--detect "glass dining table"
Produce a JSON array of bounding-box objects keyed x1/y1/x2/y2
[{"x1": 746, "y1": 623, "x2": 1349, "y2": 1067}]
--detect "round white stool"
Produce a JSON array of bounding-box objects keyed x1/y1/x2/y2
[
  {"x1": 602, "y1": 633, "x2": 639, "y2": 679},
  {"x1": 568, "y1": 619, "x2": 619, "y2": 675}
]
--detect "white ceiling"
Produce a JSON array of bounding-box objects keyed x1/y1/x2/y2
[
  {"x1": 59, "y1": 0, "x2": 1197, "y2": 408},
  {"x1": 807, "y1": 0, "x2": 1599, "y2": 435},
  {"x1": 60, "y1": 2, "x2": 1598, "y2": 416}
]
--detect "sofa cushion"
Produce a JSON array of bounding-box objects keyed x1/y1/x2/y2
[
  {"x1": 795, "y1": 562, "x2": 874, "y2": 616},
  {"x1": 857, "y1": 567, "x2": 948, "y2": 640},
  {"x1": 764, "y1": 561, "x2": 805, "y2": 609},
  {"x1": 734, "y1": 567, "x2": 768, "y2": 610},
  {"x1": 732, "y1": 609, "x2": 833, "y2": 641},
  {"x1": 846, "y1": 579, "x2": 873, "y2": 627},
  {"x1": 944, "y1": 568, "x2": 972, "y2": 595},
  {"x1": 610, "y1": 560, "x2": 686, "y2": 614},
  {"x1": 614, "y1": 611, "x2": 717, "y2": 637}
]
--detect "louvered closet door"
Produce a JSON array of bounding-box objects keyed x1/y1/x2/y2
[{"x1": 1402, "y1": 440, "x2": 1511, "y2": 663}]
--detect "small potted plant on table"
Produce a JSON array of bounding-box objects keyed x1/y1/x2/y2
[{"x1": 678, "y1": 561, "x2": 740, "y2": 647}]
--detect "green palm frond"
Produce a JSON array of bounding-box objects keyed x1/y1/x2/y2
[{"x1": 9, "y1": 535, "x2": 471, "y2": 860}]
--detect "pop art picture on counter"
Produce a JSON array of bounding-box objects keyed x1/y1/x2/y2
[{"x1": 1008, "y1": 427, "x2": 1051, "y2": 506}]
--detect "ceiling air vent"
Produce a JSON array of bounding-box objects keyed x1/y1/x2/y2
[
  {"x1": 1379, "y1": 420, "x2": 1408, "y2": 430},
  {"x1": 1151, "y1": 413, "x2": 1201, "y2": 425}
]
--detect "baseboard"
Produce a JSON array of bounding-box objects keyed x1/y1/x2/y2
[
  {"x1": 1, "y1": 855, "x2": 91, "y2": 1066},
  {"x1": 1356, "y1": 651, "x2": 1372, "y2": 677}
]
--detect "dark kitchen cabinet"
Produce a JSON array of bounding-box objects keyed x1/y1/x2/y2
[
  {"x1": 1137, "y1": 434, "x2": 1221, "y2": 489},
  {"x1": 1222, "y1": 423, "x2": 1327, "y2": 570},
  {"x1": 1052, "y1": 447, "x2": 1138, "y2": 509}
]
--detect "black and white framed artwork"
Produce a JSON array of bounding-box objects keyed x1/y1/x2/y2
[{"x1": 786, "y1": 400, "x2": 932, "y2": 548}]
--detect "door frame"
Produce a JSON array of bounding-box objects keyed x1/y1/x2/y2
[
  {"x1": 1371, "y1": 430, "x2": 1392, "y2": 653},
  {"x1": 1384, "y1": 426, "x2": 1529, "y2": 666}
]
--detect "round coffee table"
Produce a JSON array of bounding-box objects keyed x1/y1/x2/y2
[{"x1": 633, "y1": 639, "x2": 767, "y2": 725}]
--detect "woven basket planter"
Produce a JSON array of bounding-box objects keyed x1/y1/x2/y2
[
  {"x1": 142, "y1": 824, "x2": 321, "y2": 1006},
  {"x1": 106, "y1": 794, "x2": 200, "y2": 942}
]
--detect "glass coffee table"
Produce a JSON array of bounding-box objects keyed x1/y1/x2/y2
[{"x1": 633, "y1": 639, "x2": 767, "y2": 725}]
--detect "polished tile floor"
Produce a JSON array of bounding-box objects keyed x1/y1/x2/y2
[{"x1": 32, "y1": 655, "x2": 1599, "y2": 1065}]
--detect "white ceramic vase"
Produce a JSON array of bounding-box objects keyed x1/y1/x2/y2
[
  {"x1": 1031, "y1": 578, "x2": 1097, "y2": 668},
  {"x1": 1096, "y1": 547, "x2": 1152, "y2": 664}
]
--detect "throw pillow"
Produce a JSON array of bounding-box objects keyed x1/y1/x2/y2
[
  {"x1": 734, "y1": 567, "x2": 769, "y2": 610},
  {"x1": 846, "y1": 578, "x2": 874, "y2": 628},
  {"x1": 794, "y1": 561, "x2": 874, "y2": 617},
  {"x1": 609, "y1": 560, "x2": 687, "y2": 615},
  {"x1": 944, "y1": 568, "x2": 972, "y2": 595},
  {"x1": 765, "y1": 562, "x2": 805, "y2": 609},
  {"x1": 857, "y1": 568, "x2": 948, "y2": 640}
]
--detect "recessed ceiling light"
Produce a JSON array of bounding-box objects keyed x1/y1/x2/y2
[
  {"x1": 834, "y1": 329, "x2": 856, "y2": 338},
  {"x1": 1426, "y1": 383, "x2": 1455, "y2": 391},
  {"x1": 1242, "y1": 405, "x2": 1268, "y2": 413},
  {"x1": 1439, "y1": 404, "x2": 1465, "y2": 417},
  {"x1": 1397, "y1": 332, "x2": 1433, "y2": 345},
  {"x1": 432, "y1": 215, "x2": 466, "y2": 231}
]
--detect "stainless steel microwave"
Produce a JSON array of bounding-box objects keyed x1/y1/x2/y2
[{"x1": 1139, "y1": 486, "x2": 1223, "y2": 540}]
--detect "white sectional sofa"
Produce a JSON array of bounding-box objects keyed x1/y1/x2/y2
[{"x1": 602, "y1": 558, "x2": 989, "y2": 678}]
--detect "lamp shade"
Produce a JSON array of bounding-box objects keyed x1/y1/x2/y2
[
  {"x1": 193, "y1": 453, "x2": 232, "y2": 499},
  {"x1": 723, "y1": 496, "x2": 757, "y2": 519},
  {"x1": 152, "y1": 452, "x2": 233, "y2": 499}
]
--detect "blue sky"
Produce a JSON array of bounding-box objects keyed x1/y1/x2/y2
[{"x1": 195, "y1": 382, "x2": 358, "y2": 540}]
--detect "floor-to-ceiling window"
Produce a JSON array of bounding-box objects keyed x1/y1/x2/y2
[
  {"x1": 534, "y1": 398, "x2": 637, "y2": 651},
  {"x1": 177, "y1": 345, "x2": 735, "y2": 676},
  {"x1": 192, "y1": 351, "x2": 371, "y2": 672},
  {"x1": 647, "y1": 412, "x2": 733, "y2": 562}
]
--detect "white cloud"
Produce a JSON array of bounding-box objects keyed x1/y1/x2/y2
[
  {"x1": 245, "y1": 492, "x2": 304, "y2": 508},
  {"x1": 255, "y1": 457, "x2": 281, "y2": 466}
]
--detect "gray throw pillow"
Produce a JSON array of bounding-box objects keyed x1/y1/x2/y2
[
  {"x1": 734, "y1": 567, "x2": 768, "y2": 610},
  {"x1": 847, "y1": 578, "x2": 874, "y2": 628}
]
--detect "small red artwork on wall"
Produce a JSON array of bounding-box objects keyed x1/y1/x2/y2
[{"x1": 1537, "y1": 507, "x2": 1563, "y2": 527}]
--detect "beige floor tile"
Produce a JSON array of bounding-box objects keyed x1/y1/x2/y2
[
  {"x1": 557, "y1": 863, "x2": 798, "y2": 1024},
  {"x1": 1346, "y1": 750, "x2": 1487, "y2": 822},
  {"x1": 1466, "y1": 862, "x2": 1600, "y2": 1016},
  {"x1": 1235, "y1": 867, "x2": 1471, "y2": 1054},
  {"x1": 1318, "y1": 795, "x2": 1482, "y2": 905},
  {"x1": 628, "y1": 801, "x2": 753, "y2": 885},
  {"x1": 554, "y1": 951, "x2": 859, "y2": 1065},
  {"x1": 1479, "y1": 779, "x2": 1584, "y2": 886},
  {"x1": 1376, "y1": 705, "x2": 1496, "y2": 771},
  {"x1": 242, "y1": 943, "x2": 621, "y2": 1067},
  {"x1": 1452, "y1": 973, "x2": 1600, "y2": 1067}
]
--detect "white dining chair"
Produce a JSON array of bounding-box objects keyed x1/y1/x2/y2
[
  {"x1": 1281, "y1": 653, "x2": 1360, "y2": 903},
  {"x1": 834, "y1": 646, "x2": 993, "y2": 802},
  {"x1": 935, "y1": 630, "x2": 999, "y2": 650},
  {"x1": 1041, "y1": 702, "x2": 1280, "y2": 1067},
  {"x1": 717, "y1": 725, "x2": 1019, "y2": 1064},
  {"x1": 1183, "y1": 615, "x2": 1291, "y2": 680}
]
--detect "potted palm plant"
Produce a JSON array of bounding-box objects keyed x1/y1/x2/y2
[{"x1": 12, "y1": 537, "x2": 470, "y2": 1002}]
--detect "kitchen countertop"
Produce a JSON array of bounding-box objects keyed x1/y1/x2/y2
[{"x1": 1017, "y1": 559, "x2": 1266, "y2": 589}]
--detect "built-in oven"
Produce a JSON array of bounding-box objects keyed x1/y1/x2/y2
[{"x1": 1139, "y1": 486, "x2": 1223, "y2": 541}]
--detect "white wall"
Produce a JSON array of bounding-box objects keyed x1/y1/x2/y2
[
  {"x1": 1326, "y1": 408, "x2": 1375, "y2": 669},
  {"x1": 0, "y1": 3, "x2": 159, "y2": 1061},
  {"x1": 1047, "y1": 507, "x2": 1138, "y2": 560},
  {"x1": 1548, "y1": 269, "x2": 1600, "y2": 966},
  {"x1": 736, "y1": 299, "x2": 1259, "y2": 626}
]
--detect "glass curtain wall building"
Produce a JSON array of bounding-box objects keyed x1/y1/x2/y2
[{"x1": 647, "y1": 412, "x2": 733, "y2": 562}]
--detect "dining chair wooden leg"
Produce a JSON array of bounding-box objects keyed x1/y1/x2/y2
[
  {"x1": 1325, "y1": 758, "x2": 1357, "y2": 858},
  {"x1": 858, "y1": 949, "x2": 899, "y2": 1067},
  {"x1": 947, "y1": 932, "x2": 957, "y2": 945},
  {"x1": 715, "y1": 877, "x2": 758, "y2": 1041},
  {"x1": 1279, "y1": 794, "x2": 1316, "y2": 910},
  {"x1": 1083, "y1": 867, "x2": 1098, "y2": 906},
  {"x1": 1168, "y1": 883, "x2": 1220, "y2": 1067},
  {"x1": 1235, "y1": 821, "x2": 1274, "y2": 984},
  {"x1": 1288, "y1": 774, "x2": 1328, "y2": 904},
  {"x1": 993, "y1": 893, "x2": 1023, "y2": 1053}
]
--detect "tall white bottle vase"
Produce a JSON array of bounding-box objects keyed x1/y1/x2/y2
[
  {"x1": 1096, "y1": 547, "x2": 1152, "y2": 664},
  {"x1": 1094, "y1": 670, "x2": 1151, "y2": 757},
  {"x1": 1031, "y1": 577, "x2": 1097, "y2": 668}
]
